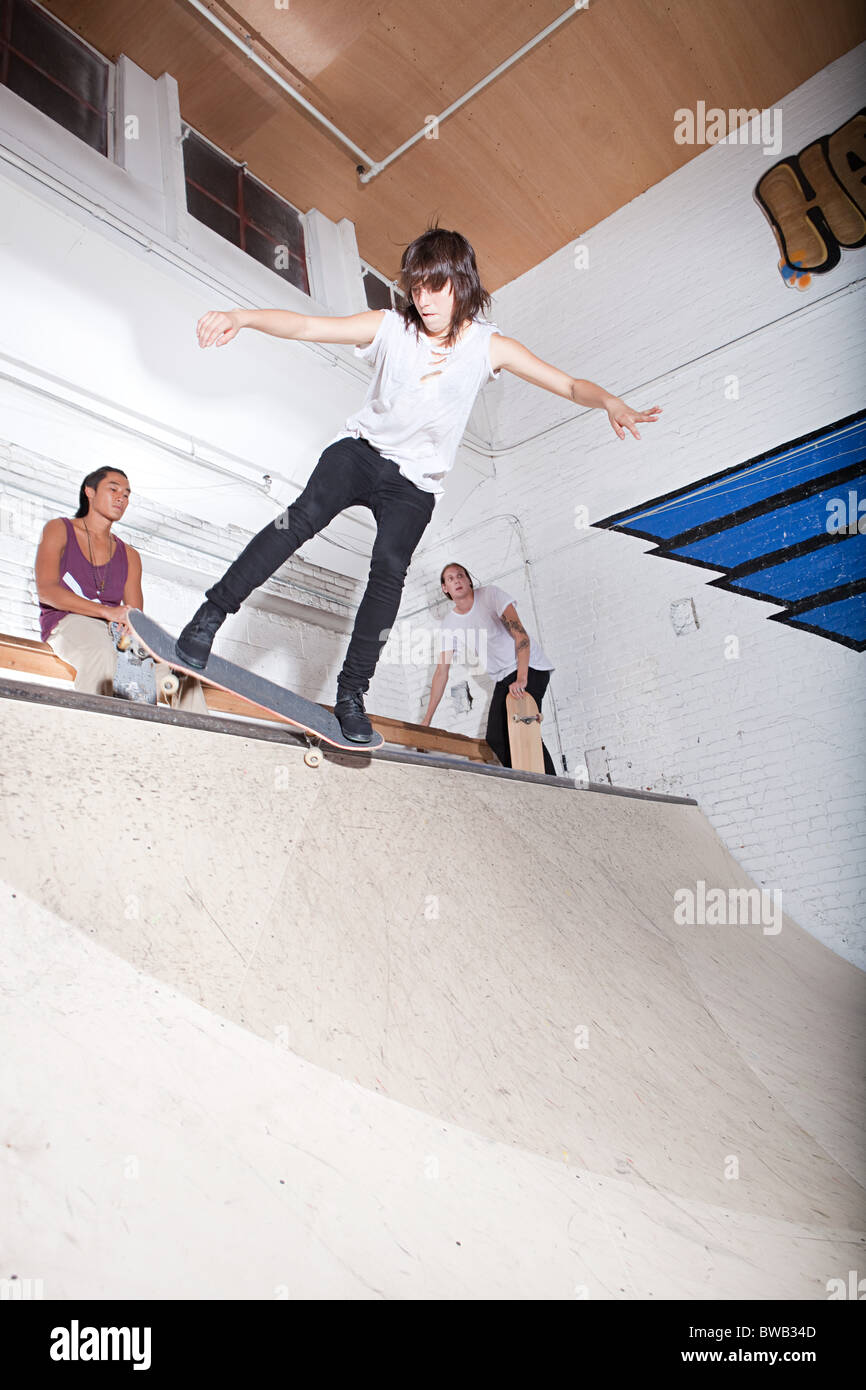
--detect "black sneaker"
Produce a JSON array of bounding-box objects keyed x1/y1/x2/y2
[
  {"x1": 334, "y1": 683, "x2": 374, "y2": 743},
  {"x1": 176, "y1": 600, "x2": 225, "y2": 669}
]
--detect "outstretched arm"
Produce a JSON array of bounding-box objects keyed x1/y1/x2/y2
[
  {"x1": 196, "y1": 307, "x2": 387, "y2": 350},
  {"x1": 490, "y1": 334, "x2": 662, "y2": 441}
]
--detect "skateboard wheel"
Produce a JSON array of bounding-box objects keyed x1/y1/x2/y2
[
  {"x1": 303, "y1": 748, "x2": 324, "y2": 768},
  {"x1": 159, "y1": 673, "x2": 180, "y2": 698},
  {"x1": 116, "y1": 632, "x2": 132, "y2": 652}
]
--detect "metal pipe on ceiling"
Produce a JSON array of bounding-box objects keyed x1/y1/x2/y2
[
  {"x1": 182, "y1": 0, "x2": 376, "y2": 169},
  {"x1": 182, "y1": 0, "x2": 585, "y2": 182},
  {"x1": 359, "y1": 5, "x2": 584, "y2": 182}
]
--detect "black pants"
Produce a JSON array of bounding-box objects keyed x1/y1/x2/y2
[
  {"x1": 486, "y1": 667, "x2": 557, "y2": 775},
  {"x1": 206, "y1": 436, "x2": 436, "y2": 692}
]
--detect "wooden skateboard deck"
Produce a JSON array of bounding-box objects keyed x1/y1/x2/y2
[
  {"x1": 126, "y1": 610, "x2": 384, "y2": 757},
  {"x1": 506, "y1": 691, "x2": 545, "y2": 773}
]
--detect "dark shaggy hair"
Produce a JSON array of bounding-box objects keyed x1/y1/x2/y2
[
  {"x1": 75, "y1": 467, "x2": 129, "y2": 518},
  {"x1": 398, "y1": 226, "x2": 492, "y2": 349}
]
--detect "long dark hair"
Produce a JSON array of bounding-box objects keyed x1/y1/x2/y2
[
  {"x1": 440, "y1": 562, "x2": 475, "y2": 599},
  {"x1": 398, "y1": 226, "x2": 492, "y2": 348},
  {"x1": 75, "y1": 467, "x2": 129, "y2": 518}
]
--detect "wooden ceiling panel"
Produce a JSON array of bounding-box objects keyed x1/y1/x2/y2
[
  {"x1": 293, "y1": 0, "x2": 578, "y2": 155},
  {"x1": 245, "y1": 0, "x2": 385, "y2": 82},
  {"x1": 39, "y1": 0, "x2": 866, "y2": 287}
]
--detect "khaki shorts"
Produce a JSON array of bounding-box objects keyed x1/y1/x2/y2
[{"x1": 49, "y1": 613, "x2": 208, "y2": 713}]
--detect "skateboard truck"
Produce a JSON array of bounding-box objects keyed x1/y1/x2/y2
[{"x1": 111, "y1": 621, "x2": 179, "y2": 704}]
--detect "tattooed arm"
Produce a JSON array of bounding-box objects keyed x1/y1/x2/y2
[{"x1": 500, "y1": 603, "x2": 531, "y2": 697}]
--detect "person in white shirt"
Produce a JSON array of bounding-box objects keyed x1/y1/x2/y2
[
  {"x1": 175, "y1": 225, "x2": 661, "y2": 744},
  {"x1": 422, "y1": 562, "x2": 557, "y2": 774}
]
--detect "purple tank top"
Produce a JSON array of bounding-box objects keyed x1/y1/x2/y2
[{"x1": 39, "y1": 517, "x2": 129, "y2": 642}]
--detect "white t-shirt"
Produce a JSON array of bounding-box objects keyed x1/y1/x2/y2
[
  {"x1": 438, "y1": 584, "x2": 555, "y2": 683},
  {"x1": 326, "y1": 309, "x2": 501, "y2": 495}
]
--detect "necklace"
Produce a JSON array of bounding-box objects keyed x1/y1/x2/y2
[{"x1": 82, "y1": 520, "x2": 114, "y2": 594}]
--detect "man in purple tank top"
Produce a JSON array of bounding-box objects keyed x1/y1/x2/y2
[{"x1": 35, "y1": 467, "x2": 205, "y2": 710}]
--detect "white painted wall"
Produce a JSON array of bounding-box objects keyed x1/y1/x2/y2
[
  {"x1": 0, "y1": 51, "x2": 492, "y2": 720},
  {"x1": 402, "y1": 44, "x2": 866, "y2": 966},
  {"x1": 0, "y1": 29, "x2": 863, "y2": 962}
]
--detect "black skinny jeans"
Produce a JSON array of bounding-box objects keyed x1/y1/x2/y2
[
  {"x1": 485, "y1": 667, "x2": 557, "y2": 775},
  {"x1": 206, "y1": 436, "x2": 436, "y2": 692}
]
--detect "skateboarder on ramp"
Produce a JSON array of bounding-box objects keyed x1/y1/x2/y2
[{"x1": 174, "y1": 226, "x2": 660, "y2": 744}]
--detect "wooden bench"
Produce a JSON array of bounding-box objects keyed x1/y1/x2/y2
[{"x1": 0, "y1": 631, "x2": 498, "y2": 764}]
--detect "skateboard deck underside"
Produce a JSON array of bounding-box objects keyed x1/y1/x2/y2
[
  {"x1": 506, "y1": 692, "x2": 544, "y2": 774},
  {"x1": 111, "y1": 620, "x2": 158, "y2": 704},
  {"x1": 127, "y1": 610, "x2": 383, "y2": 752}
]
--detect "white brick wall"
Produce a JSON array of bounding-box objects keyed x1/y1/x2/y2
[
  {"x1": 0, "y1": 52, "x2": 485, "y2": 721},
  {"x1": 0, "y1": 444, "x2": 380, "y2": 700},
  {"x1": 406, "y1": 45, "x2": 866, "y2": 966}
]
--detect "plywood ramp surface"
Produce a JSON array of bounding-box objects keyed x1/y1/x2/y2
[{"x1": 1, "y1": 699, "x2": 863, "y2": 1299}]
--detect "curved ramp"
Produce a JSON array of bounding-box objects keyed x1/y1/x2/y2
[{"x1": 1, "y1": 694, "x2": 863, "y2": 1299}]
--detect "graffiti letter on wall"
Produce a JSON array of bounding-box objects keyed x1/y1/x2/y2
[{"x1": 755, "y1": 109, "x2": 866, "y2": 277}]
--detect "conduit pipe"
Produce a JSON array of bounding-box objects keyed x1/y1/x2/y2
[{"x1": 182, "y1": 0, "x2": 584, "y2": 182}]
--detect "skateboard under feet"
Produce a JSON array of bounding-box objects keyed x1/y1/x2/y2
[{"x1": 126, "y1": 609, "x2": 384, "y2": 765}]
